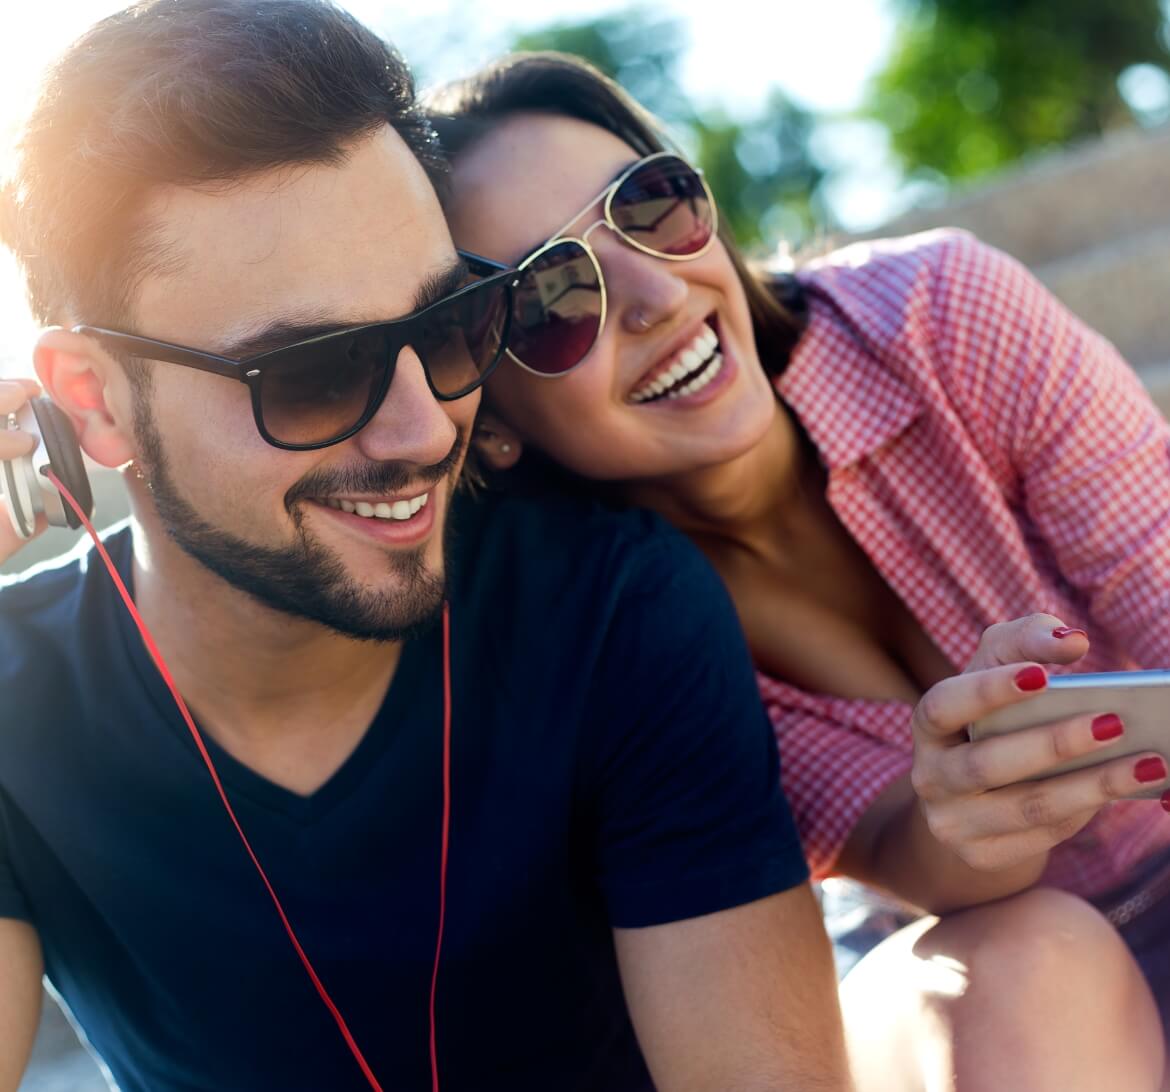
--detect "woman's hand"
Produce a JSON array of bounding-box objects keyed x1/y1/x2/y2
[
  {"x1": 0, "y1": 380, "x2": 48, "y2": 566},
  {"x1": 910, "y1": 614, "x2": 1167, "y2": 874}
]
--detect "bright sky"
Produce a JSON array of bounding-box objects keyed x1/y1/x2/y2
[{"x1": 0, "y1": 0, "x2": 896, "y2": 373}]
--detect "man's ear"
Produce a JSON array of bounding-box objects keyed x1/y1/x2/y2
[
  {"x1": 32, "y1": 328, "x2": 136, "y2": 469},
  {"x1": 472, "y1": 410, "x2": 523, "y2": 471}
]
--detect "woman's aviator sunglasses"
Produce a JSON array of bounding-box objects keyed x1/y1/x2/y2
[
  {"x1": 73, "y1": 257, "x2": 514, "y2": 450},
  {"x1": 465, "y1": 151, "x2": 717, "y2": 379}
]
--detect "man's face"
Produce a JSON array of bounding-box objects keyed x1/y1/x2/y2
[{"x1": 121, "y1": 126, "x2": 477, "y2": 640}]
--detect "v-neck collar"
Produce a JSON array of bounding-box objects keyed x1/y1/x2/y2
[{"x1": 109, "y1": 536, "x2": 436, "y2": 823}]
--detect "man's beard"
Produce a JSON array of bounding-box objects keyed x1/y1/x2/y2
[{"x1": 132, "y1": 395, "x2": 461, "y2": 642}]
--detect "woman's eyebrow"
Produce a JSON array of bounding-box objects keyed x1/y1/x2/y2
[{"x1": 509, "y1": 159, "x2": 640, "y2": 265}]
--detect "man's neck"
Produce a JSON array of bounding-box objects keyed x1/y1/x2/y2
[{"x1": 122, "y1": 493, "x2": 403, "y2": 787}]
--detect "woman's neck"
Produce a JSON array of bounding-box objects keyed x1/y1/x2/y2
[{"x1": 621, "y1": 401, "x2": 811, "y2": 555}]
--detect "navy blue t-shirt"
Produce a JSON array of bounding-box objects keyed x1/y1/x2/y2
[{"x1": 0, "y1": 490, "x2": 806, "y2": 1091}]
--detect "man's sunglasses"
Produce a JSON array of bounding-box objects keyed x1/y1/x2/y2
[
  {"x1": 73, "y1": 258, "x2": 514, "y2": 450},
  {"x1": 465, "y1": 152, "x2": 716, "y2": 379}
]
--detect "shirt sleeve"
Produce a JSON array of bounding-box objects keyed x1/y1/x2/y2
[
  {"x1": 930, "y1": 231, "x2": 1170, "y2": 667},
  {"x1": 581, "y1": 529, "x2": 808, "y2": 929},
  {"x1": 0, "y1": 795, "x2": 34, "y2": 923}
]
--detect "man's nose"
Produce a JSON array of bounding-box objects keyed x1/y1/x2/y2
[{"x1": 352, "y1": 346, "x2": 459, "y2": 468}]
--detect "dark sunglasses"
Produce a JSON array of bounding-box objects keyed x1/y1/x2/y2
[
  {"x1": 465, "y1": 152, "x2": 716, "y2": 379},
  {"x1": 73, "y1": 256, "x2": 514, "y2": 450}
]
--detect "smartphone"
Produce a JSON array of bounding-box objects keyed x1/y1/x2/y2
[{"x1": 968, "y1": 671, "x2": 1170, "y2": 799}]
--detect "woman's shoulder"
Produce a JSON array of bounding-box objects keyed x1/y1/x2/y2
[
  {"x1": 793, "y1": 228, "x2": 1048, "y2": 358},
  {"x1": 805, "y1": 226, "x2": 1035, "y2": 312}
]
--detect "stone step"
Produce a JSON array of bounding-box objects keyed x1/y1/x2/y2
[
  {"x1": 1138, "y1": 360, "x2": 1170, "y2": 419},
  {"x1": 873, "y1": 123, "x2": 1170, "y2": 268},
  {"x1": 1034, "y1": 224, "x2": 1170, "y2": 369}
]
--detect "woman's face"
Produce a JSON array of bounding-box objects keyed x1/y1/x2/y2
[{"x1": 446, "y1": 113, "x2": 778, "y2": 483}]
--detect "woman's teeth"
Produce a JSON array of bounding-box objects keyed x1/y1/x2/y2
[
  {"x1": 321, "y1": 493, "x2": 429, "y2": 521},
  {"x1": 630, "y1": 324, "x2": 723, "y2": 403}
]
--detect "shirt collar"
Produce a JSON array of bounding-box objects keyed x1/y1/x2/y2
[{"x1": 774, "y1": 295, "x2": 924, "y2": 470}]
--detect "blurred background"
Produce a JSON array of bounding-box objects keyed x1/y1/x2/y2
[
  {"x1": 7, "y1": 1, "x2": 1170, "y2": 1084},
  {"x1": 6, "y1": 0, "x2": 1170, "y2": 376}
]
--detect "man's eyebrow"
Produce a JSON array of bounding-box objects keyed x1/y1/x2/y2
[{"x1": 216, "y1": 258, "x2": 470, "y2": 361}]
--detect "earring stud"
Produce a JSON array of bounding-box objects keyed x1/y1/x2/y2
[{"x1": 500, "y1": 443, "x2": 512, "y2": 454}]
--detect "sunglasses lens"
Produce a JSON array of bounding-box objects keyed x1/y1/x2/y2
[
  {"x1": 254, "y1": 276, "x2": 512, "y2": 447},
  {"x1": 416, "y1": 275, "x2": 512, "y2": 399},
  {"x1": 256, "y1": 331, "x2": 388, "y2": 447},
  {"x1": 611, "y1": 156, "x2": 713, "y2": 256},
  {"x1": 511, "y1": 240, "x2": 602, "y2": 375}
]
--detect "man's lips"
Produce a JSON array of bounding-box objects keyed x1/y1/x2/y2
[{"x1": 310, "y1": 487, "x2": 438, "y2": 545}]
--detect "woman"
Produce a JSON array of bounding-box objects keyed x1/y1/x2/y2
[{"x1": 430, "y1": 54, "x2": 1170, "y2": 1090}]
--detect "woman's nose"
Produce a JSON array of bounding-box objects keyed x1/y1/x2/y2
[{"x1": 593, "y1": 233, "x2": 690, "y2": 335}]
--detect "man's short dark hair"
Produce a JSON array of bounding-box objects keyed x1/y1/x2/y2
[{"x1": 0, "y1": 0, "x2": 442, "y2": 332}]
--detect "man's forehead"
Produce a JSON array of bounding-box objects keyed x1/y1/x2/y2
[{"x1": 129, "y1": 126, "x2": 454, "y2": 344}]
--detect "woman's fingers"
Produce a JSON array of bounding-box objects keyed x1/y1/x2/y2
[
  {"x1": 912, "y1": 660, "x2": 1052, "y2": 747},
  {"x1": 965, "y1": 613, "x2": 1090, "y2": 673},
  {"x1": 914, "y1": 709, "x2": 1129, "y2": 799},
  {"x1": 928, "y1": 751, "x2": 1168, "y2": 847},
  {"x1": 926, "y1": 751, "x2": 1170, "y2": 873}
]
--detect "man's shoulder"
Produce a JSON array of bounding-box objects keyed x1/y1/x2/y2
[
  {"x1": 454, "y1": 486, "x2": 706, "y2": 602},
  {"x1": 0, "y1": 526, "x2": 129, "y2": 687}
]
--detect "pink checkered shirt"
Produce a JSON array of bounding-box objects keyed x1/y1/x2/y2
[{"x1": 760, "y1": 228, "x2": 1170, "y2": 901}]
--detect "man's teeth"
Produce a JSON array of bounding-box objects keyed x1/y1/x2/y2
[
  {"x1": 630, "y1": 324, "x2": 722, "y2": 403},
  {"x1": 322, "y1": 493, "x2": 429, "y2": 520}
]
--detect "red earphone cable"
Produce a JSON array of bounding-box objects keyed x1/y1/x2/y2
[
  {"x1": 430, "y1": 603, "x2": 452, "y2": 1092},
  {"x1": 46, "y1": 469, "x2": 452, "y2": 1091}
]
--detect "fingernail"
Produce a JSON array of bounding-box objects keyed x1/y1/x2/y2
[
  {"x1": 1135, "y1": 757, "x2": 1168, "y2": 784},
  {"x1": 1052, "y1": 627, "x2": 1088, "y2": 640},
  {"x1": 1161, "y1": 791, "x2": 1170, "y2": 813},
  {"x1": 1014, "y1": 666, "x2": 1047, "y2": 692},
  {"x1": 1092, "y1": 714, "x2": 1124, "y2": 742}
]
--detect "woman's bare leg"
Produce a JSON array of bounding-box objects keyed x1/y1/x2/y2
[{"x1": 840, "y1": 887, "x2": 1164, "y2": 1092}]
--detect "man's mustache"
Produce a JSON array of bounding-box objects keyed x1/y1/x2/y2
[{"x1": 285, "y1": 428, "x2": 467, "y2": 508}]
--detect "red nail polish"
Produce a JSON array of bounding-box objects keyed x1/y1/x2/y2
[
  {"x1": 1014, "y1": 666, "x2": 1047, "y2": 692},
  {"x1": 1161, "y1": 791, "x2": 1170, "y2": 813},
  {"x1": 1135, "y1": 757, "x2": 1168, "y2": 784},
  {"x1": 1052, "y1": 627, "x2": 1088, "y2": 640},
  {"x1": 1092, "y1": 714, "x2": 1124, "y2": 742}
]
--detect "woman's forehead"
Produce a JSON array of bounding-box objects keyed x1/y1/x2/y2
[{"x1": 449, "y1": 114, "x2": 636, "y2": 258}]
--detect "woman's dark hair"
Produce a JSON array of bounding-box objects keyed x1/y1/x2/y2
[{"x1": 428, "y1": 51, "x2": 808, "y2": 379}]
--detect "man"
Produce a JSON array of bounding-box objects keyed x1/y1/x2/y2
[{"x1": 0, "y1": 2, "x2": 849, "y2": 1089}]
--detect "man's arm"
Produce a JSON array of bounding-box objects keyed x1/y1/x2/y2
[
  {"x1": 0, "y1": 918, "x2": 44, "y2": 1092},
  {"x1": 615, "y1": 886, "x2": 853, "y2": 1092}
]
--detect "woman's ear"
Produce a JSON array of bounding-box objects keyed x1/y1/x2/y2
[
  {"x1": 32, "y1": 328, "x2": 136, "y2": 469},
  {"x1": 472, "y1": 410, "x2": 523, "y2": 471}
]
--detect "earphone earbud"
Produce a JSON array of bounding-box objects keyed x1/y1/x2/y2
[{"x1": 1, "y1": 397, "x2": 93, "y2": 539}]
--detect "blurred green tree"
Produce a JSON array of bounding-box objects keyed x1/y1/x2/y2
[
  {"x1": 869, "y1": 0, "x2": 1170, "y2": 182},
  {"x1": 512, "y1": 8, "x2": 828, "y2": 252}
]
